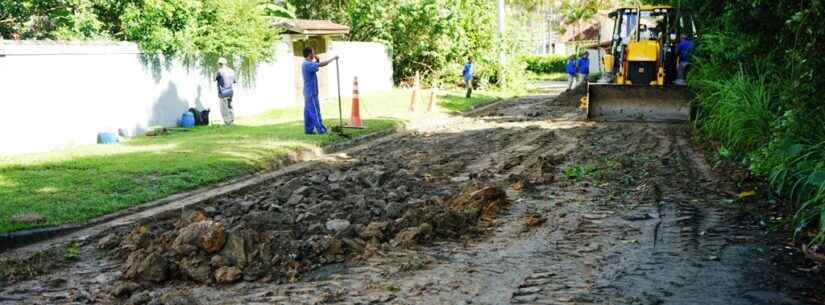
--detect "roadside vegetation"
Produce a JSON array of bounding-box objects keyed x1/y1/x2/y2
[
  {"x1": 647, "y1": 0, "x2": 825, "y2": 244},
  {"x1": 521, "y1": 54, "x2": 569, "y2": 82}
]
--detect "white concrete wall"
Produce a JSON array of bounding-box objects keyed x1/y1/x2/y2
[
  {"x1": 0, "y1": 39, "x2": 392, "y2": 156},
  {"x1": 326, "y1": 41, "x2": 393, "y2": 100}
]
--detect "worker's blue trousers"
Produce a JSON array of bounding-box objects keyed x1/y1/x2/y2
[{"x1": 304, "y1": 95, "x2": 327, "y2": 134}]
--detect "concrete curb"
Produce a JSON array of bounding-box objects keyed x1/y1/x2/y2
[{"x1": 0, "y1": 124, "x2": 406, "y2": 253}]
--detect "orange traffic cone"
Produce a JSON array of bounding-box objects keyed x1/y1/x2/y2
[{"x1": 348, "y1": 76, "x2": 363, "y2": 128}]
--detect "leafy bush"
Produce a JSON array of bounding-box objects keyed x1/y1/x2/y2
[
  {"x1": 692, "y1": 64, "x2": 777, "y2": 152},
  {"x1": 665, "y1": 0, "x2": 825, "y2": 244},
  {"x1": 521, "y1": 55, "x2": 568, "y2": 74},
  {"x1": 291, "y1": 0, "x2": 527, "y2": 90},
  {"x1": 1, "y1": 0, "x2": 288, "y2": 77}
]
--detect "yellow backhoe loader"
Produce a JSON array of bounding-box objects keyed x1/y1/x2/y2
[{"x1": 585, "y1": 5, "x2": 695, "y2": 122}]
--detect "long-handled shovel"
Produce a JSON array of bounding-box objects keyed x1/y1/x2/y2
[{"x1": 330, "y1": 57, "x2": 349, "y2": 138}]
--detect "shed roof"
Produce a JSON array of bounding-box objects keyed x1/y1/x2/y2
[
  {"x1": 277, "y1": 19, "x2": 350, "y2": 36},
  {"x1": 560, "y1": 20, "x2": 599, "y2": 43}
]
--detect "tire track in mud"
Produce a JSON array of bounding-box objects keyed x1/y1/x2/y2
[
  {"x1": 247, "y1": 120, "x2": 589, "y2": 305},
  {"x1": 2, "y1": 90, "x2": 821, "y2": 305},
  {"x1": 232, "y1": 100, "x2": 820, "y2": 305}
]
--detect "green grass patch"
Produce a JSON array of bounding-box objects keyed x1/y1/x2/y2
[
  {"x1": 527, "y1": 72, "x2": 569, "y2": 82},
  {"x1": 0, "y1": 89, "x2": 504, "y2": 233},
  {"x1": 437, "y1": 92, "x2": 509, "y2": 114},
  {"x1": 563, "y1": 164, "x2": 597, "y2": 182}
]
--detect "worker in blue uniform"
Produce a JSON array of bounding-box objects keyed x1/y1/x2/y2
[
  {"x1": 675, "y1": 34, "x2": 695, "y2": 85},
  {"x1": 577, "y1": 52, "x2": 590, "y2": 84},
  {"x1": 302, "y1": 47, "x2": 338, "y2": 135}
]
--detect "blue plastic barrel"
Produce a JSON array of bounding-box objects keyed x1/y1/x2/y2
[
  {"x1": 180, "y1": 111, "x2": 195, "y2": 128},
  {"x1": 97, "y1": 132, "x2": 118, "y2": 144}
]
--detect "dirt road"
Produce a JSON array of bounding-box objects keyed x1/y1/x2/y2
[{"x1": 1, "y1": 86, "x2": 823, "y2": 305}]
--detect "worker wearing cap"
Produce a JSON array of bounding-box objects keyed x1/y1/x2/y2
[
  {"x1": 302, "y1": 47, "x2": 338, "y2": 135},
  {"x1": 215, "y1": 57, "x2": 236, "y2": 126}
]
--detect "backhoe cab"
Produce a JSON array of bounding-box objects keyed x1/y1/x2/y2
[{"x1": 586, "y1": 6, "x2": 696, "y2": 122}]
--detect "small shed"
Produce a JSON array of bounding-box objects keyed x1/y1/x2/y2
[{"x1": 277, "y1": 19, "x2": 350, "y2": 102}]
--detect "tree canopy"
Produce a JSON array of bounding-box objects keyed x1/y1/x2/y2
[{"x1": 0, "y1": 0, "x2": 290, "y2": 77}]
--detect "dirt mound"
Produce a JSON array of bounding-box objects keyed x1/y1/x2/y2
[
  {"x1": 551, "y1": 81, "x2": 587, "y2": 107},
  {"x1": 100, "y1": 172, "x2": 509, "y2": 294}
]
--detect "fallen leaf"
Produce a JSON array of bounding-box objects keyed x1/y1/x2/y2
[{"x1": 738, "y1": 190, "x2": 756, "y2": 199}]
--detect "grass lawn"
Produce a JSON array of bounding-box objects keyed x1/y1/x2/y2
[
  {"x1": 0, "y1": 89, "x2": 509, "y2": 233},
  {"x1": 528, "y1": 72, "x2": 569, "y2": 82}
]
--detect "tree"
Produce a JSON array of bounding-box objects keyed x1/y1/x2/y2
[
  {"x1": 287, "y1": 0, "x2": 351, "y2": 24},
  {"x1": 0, "y1": 0, "x2": 290, "y2": 77}
]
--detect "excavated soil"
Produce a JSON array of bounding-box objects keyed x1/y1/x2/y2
[{"x1": 1, "y1": 84, "x2": 823, "y2": 305}]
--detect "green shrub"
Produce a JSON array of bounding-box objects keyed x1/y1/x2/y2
[
  {"x1": 693, "y1": 64, "x2": 777, "y2": 153},
  {"x1": 521, "y1": 55, "x2": 568, "y2": 74},
  {"x1": 662, "y1": 0, "x2": 825, "y2": 244}
]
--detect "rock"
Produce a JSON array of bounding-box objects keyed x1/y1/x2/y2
[
  {"x1": 97, "y1": 233, "x2": 119, "y2": 250},
  {"x1": 123, "y1": 249, "x2": 168, "y2": 283},
  {"x1": 370, "y1": 207, "x2": 383, "y2": 216},
  {"x1": 10, "y1": 212, "x2": 44, "y2": 224},
  {"x1": 363, "y1": 168, "x2": 390, "y2": 187},
  {"x1": 360, "y1": 221, "x2": 390, "y2": 243},
  {"x1": 327, "y1": 183, "x2": 346, "y2": 199},
  {"x1": 294, "y1": 186, "x2": 309, "y2": 195},
  {"x1": 219, "y1": 233, "x2": 248, "y2": 268},
  {"x1": 119, "y1": 226, "x2": 150, "y2": 253},
  {"x1": 159, "y1": 289, "x2": 199, "y2": 305},
  {"x1": 342, "y1": 238, "x2": 366, "y2": 254},
  {"x1": 203, "y1": 207, "x2": 217, "y2": 217},
  {"x1": 438, "y1": 189, "x2": 454, "y2": 198},
  {"x1": 308, "y1": 174, "x2": 326, "y2": 183},
  {"x1": 295, "y1": 212, "x2": 315, "y2": 223},
  {"x1": 46, "y1": 277, "x2": 66, "y2": 288},
  {"x1": 210, "y1": 255, "x2": 229, "y2": 268},
  {"x1": 214, "y1": 266, "x2": 242, "y2": 284},
  {"x1": 470, "y1": 186, "x2": 506, "y2": 202},
  {"x1": 743, "y1": 291, "x2": 800, "y2": 305},
  {"x1": 175, "y1": 211, "x2": 206, "y2": 228},
  {"x1": 524, "y1": 214, "x2": 547, "y2": 227},
  {"x1": 390, "y1": 223, "x2": 433, "y2": 248},
  {"x1": 385, "y1": 202, "x2": 404, "y2": 219},
  {"x1": 178, "y1": 257, "x2": 211, "y2": 284},
  {"x1": 326, "y1": 238, "x2": 344, "y2": 256},
  {"x1": 622, "y1": 213, "x2": 654, "y2": 221},
  {"x1": 286, "y1": 193, "x2": 304, "y2": 206},
  {"x1": 386, "y1": 191, "x2": 401, "y2": 202},
  {"x1": 172, "y1": 220, "x2": 226, "y2": 255},
  {"x1": 125, "y1": 291, "x2": 151, "y2": 305},
  {"x1": 309, "y1": 201, "x2": 333, "y2": 214},
  {"x1": 328, "y1": 171, "x2": 345, "y2": 182},
  {"x1": 307, "y1": 222, "x2": 326, "y2": 234},
  {"x1": 325, "y1": 219, "x2": 351, "y2": 233},
  {"x1": 277, "y1": 178, "x2": 304, "y2": 200},
  {"x1": 110, "y1": 281, "x2": 141, "y2": 297},
  {"x1": 419, "y1": 223, "x2": 433, "y2": 235},
  {"x1": 239, "y1": 201, "x2": 255, "y2": 212}
]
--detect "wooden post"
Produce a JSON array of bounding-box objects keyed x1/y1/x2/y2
[
  {"x1": 427, "y1": 76, "x2": 438, "y2": 112},
  {"x1": 409, "y1": 71, "x2": 420, "y2": 112}
]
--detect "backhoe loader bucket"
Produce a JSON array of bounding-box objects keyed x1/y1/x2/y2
[{"x1": 586, "y1": 84, "x2": 691, "y2": 122}]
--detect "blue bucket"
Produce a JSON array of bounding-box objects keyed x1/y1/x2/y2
[
  {"x1": 97, "y1": 132, "x2": 118, "y2": 144},
  {"x1": 180, "y1": 111, "x2": 196, "y2": 128}
]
